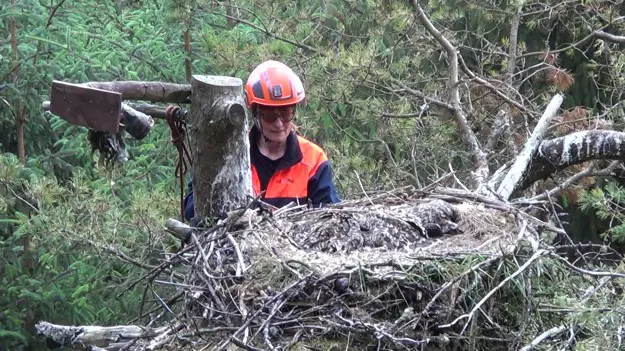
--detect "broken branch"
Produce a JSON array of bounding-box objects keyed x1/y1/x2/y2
[{"x1": 496, "y1": 94, "x2": 564, "y2": 200}]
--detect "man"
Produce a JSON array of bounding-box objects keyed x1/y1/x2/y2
[{"x1": 183, "y1": 60, "x2": 340, "y2": 221}]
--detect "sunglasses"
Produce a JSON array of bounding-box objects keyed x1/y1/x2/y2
[{"x1": 257, "y1": 107, "x2": 296, "y2": 123}]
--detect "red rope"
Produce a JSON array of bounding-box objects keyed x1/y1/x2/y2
[{"x1": 165, "y1": 105, "x2": 192, "y2": 222}]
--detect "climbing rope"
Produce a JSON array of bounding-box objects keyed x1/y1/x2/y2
[{"x1": 165, "y1": 105, "x2": 191, "y2": 222}]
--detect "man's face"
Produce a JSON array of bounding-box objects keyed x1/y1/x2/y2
[{"x1": 257, "y1": 105, "x2": 296, "y2": 143}]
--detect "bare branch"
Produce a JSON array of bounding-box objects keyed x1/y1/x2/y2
[
  {"x1": 45, "y1": 0, "x2": 67, "y2": 28},
  {"x1": 438, "y1": 249, "x2": 550, "y2": 332},
  {"x1": 212, "y1": 12, "x2": 318, "y2": 53},
  {"x1": 458, "y1": 55, "x2": 530, "y2": 115},
  {"x1": 390, "y1": 78, "x2": 454, "y2": 111},
  {"x1": 529, "y1": 160, "x2": 621, "y2": 202},
  {"x1": 519, "y1": 16, "x2": 625, "y2": 59},
  {"x1": 410, "y1": 0, "x2": 489, "y2": 186},
  {"x1": 520, "y1": 325, "x2": 567, "y2": 351},
  {"x1": 496, "y1": 94, "x2": 564, "y2": 200},
  {"x1": 594, "y1": 30, "x2": 625, "y2": 44}
]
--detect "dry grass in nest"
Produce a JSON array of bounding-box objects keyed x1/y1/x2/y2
[{"x1": 238, "y1": 194, "x2": 520, "y2": 278}]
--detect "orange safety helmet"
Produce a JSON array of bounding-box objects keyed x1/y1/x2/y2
[{"x1": 244, "y1": 60, "x2": 306, "y2": 109}]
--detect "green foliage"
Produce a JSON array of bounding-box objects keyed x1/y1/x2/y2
[
  {"x1": 0, "y1": 147, "x2": 179, "y2": 348},
  {"x1": 2, "y1": 0, "x2": 625, "y2": 347},
  {"x1": 579, "y1": 181, "x2": 625, "y2": 244}
]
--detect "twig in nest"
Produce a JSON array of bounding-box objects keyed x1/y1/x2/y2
[
  {"x1": 519, "y1": 325, "x2": 567, "y2": 351},
  {"x1": 230, "y1": 336, "x2": 264, "y2": 351},
  {"x1": 226, "y1": 232, "x2": 246, "y2": 276},
  {"x1": 449, "y1": 162, "x2": 470, "y2": 191},
  {"x1": 354, "y1": 169, "x2": 374, "y2": 205},
  {"x1": 549, "y1": 252, "x2": 625, "y2": 279},
  {"x1": 398, "y1": 255, "x2": 501, "y2": 332},
  {"x1": 215, "y1": 273, "x2": 313, "y2": 350},
  {"x1": 438, "y1": 249, "x2": 549, "y2": 333},
  {"x1": 328, "y1": 312, "x2": 432, "y2": 347},
  {"x1": 420, "y1": 171, "x2": 454, "y2": 192}
]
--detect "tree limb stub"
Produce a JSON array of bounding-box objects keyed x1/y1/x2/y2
[
  {"x1": 79, "y1": 81, "x2": 191, "y2": 103},
  {"x1": 497, "y1": 94, "x2": 564, "y2": 200},
  {"x1": 189, "y1": 75, "x2": 253, "y2": 220},
  {"x1": 519, "y1": 130, "x2": 625, "y2": 191}
]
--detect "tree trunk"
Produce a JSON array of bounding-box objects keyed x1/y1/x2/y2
[
  {"x1": 189, "y1": 75, "x2": 252, "y2": 221},
  {"x1": 518, "y1": 130, "x2": 625, "y2": 191},
  {"x1": 184, "y1": 19, "x2": 193, "y2": 83},
  {"x1": 10, "y1": 0, "x2": 25, "y2": 164}
]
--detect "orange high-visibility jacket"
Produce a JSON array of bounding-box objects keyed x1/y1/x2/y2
[{"x1": 183, "y1": 125, "x2": 340, "y2": 220}]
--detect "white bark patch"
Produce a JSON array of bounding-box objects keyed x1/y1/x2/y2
[{"x1": 560, "y1": 132, "x2": 587, "y2": 164}]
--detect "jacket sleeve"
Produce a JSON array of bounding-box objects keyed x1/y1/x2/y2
[
  {"x1": 307, "y1": 160, "x2": 341, "y2": 207},
  {"x1": 183, "y1": 179, "x2": 195, "y2": 221}
]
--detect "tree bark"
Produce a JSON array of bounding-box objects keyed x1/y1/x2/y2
[
  {"x1": 518, "y1": 130, "x2": 625, "y2": 191},
  {"x1": 78, "y1": 81, "x2": 191, "y2": 103},
  {"x1": 189, "y1": 75, "x2": 252, "y2": 221},
  {"x1": 35, "y1": 321, "x2": 162, "y2": 350}
]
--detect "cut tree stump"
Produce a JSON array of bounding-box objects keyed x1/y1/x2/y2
[{"x1": 189, "y1": 75, "x2": 252, "y2": 221}]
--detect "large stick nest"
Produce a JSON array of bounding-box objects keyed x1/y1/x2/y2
[
  {"x1": 39, "y1": 186, "x2": 591, "y2": 351},
  {"x1": 155, "y1": 186, "x2": 557, "y2": 350}
]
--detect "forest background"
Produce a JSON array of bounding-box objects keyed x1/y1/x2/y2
[{"x1": 2, "y1": 0, "x2": 625, "y2": 349}]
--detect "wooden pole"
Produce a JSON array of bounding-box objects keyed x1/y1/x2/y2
[{"x1": 189, "y1": 75, "x2": 252, "y2": 221}]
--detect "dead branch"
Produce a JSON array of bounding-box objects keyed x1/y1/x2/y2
[
  {"x1": 211, "y1": 11, "x2": 318, "y2": 53},
  {"x1": 35, "y1": 321, "x2": 166, "y2": 350},
  {"x1": 496, "y1": 94, "x2": 564, "y2": 200},
  {"x1": 42, "y1": 81, "x2": 191, "y2": 103},
  {"x1": 519, "y1": 16, "x2": 625, "y2": 59},
  {"x1": 165, "y1": 217, "x2": 193, "y2": 242},
  {"x1": 80, "y1": 81, "x2": 190, "y2": 103},
  {"x1": 520, "y1": 325, "x2": 567, "y2": 351},
  {"x1": 529, "y1": 160, "x2": 620, "y2": 202},
  {"x1": 594, "y1": 30, "x2": 625, "y2": 44},
  {"x1": 42, "y1": 101, "x2": 177, "y2": 121},
  {"x1": 410, "y1": 0, "x2": 489, "y2": 187},
  {"x1": 438, "y1": 249, "x2": 549, "y2": 332}
]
